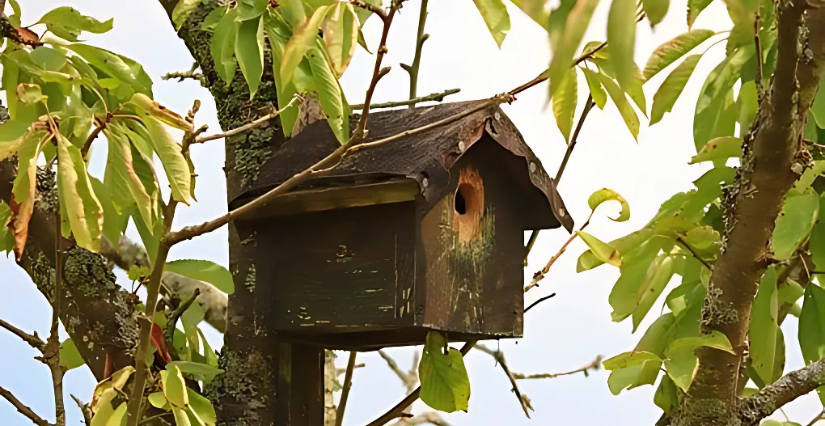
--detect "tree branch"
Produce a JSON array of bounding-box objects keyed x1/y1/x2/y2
[
  {"x1": 350, "y1": 88, "x2": 460, "y2": 110},
  {"x1": 474, "y1": 344, "x2": 532, "y2": 418},
  {"x1": 0, "y1": 318, "x2": 45, "y2": 351},
  {"x1": 335, "y1": 351, "x2": 358, "y2": 426},
  {"x1": 194, "y1": 97, "x2": 298, "y2": 144},
  {"x1": 686, "y1": 2, "x2": 825, "y2": 423},
  {"x1": 512, "y1": 356, "x2": 602, "y2": 380},
  {"x1": 739, "y1": 357, "x2": 825, "y2": 426},
  {"x1": 0, "y1": 386, "x2": 52, "y2": 426},
  {"x1": 400, "y1": 0, "x2": 429, "y2": 107}
]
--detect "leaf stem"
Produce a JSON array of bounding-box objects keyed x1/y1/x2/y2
[
  {"x1": 0, "y1": 386, "x2": 52, "y2": 426},
  {"x1": 350, "y1": 88, "x2": 459, "y2": 110}
]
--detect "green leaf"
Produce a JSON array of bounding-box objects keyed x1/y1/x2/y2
[
  {"x1": 603, "y1": 351, "x2": 661, "y2": 370},
  {"x1": 235, "y1": 16, "x2": 265, "y2": 98},
  {"x1": 307, "y1": 44, "x2": 349, "y2": 144},
  {"x1": 576, "y1": 231, "x2": 621, "y2": 267},
  {"x1": 813, "y1": 80, "x2": 825, "y2": 128},
  {"x1": 654, "y1": 375, "x2": 679, "y2": 413},
  {"x1": 105, "y1": 402, "x2": 127, "y2": 426},
  {"x1": 323, "y1": 4, "x2": 360, "y2": 77},
  {"x1": 187, "y1": 389, "x2": 217, "y2": 425},
  {"x1": 553, "y1": 68, "x2": 578, "y2": 142},
  {"x1": 598, "y1": 72, "x2": 640, "y2": 139},
  {"x1": 148, "y1": 392, "x2": 170, "y2": 410},
  {"x1": 799, "y1": 284, "x2": 825, "y2": 405},
  {"x1": 129, "y1": 93, "x2": 192, "y2": 131},
  {"x1": 664, "y1": 349, "x2": 697, "y2": 391},
  {"x1": 811, "y1": 195, "x2": 825, "y2": 271},
  {"x1": 173, "y1": 407, "x2": 192, "y2": 426},
  {"x1": 281, "y1": 6, "x2": 330, "y2": 84},
  {"x1": 173, "y1": 0, "x2": 204, "y2": 29},
  {"x1": 750, "y1": 267, "x2": 779, "y2": 385},
  {"x1": 59, "y1": 338, "x2": 85, "y2": 371},
  {"x1": 582, "y1": 67, "x2": 607, "y2": 109},
  {"x1": 140, "y1": 115, "x2": 194, "y2": 205},
  {"x1": 694, "y1": 47, "x2": 752, "y2": 152},
  {"x1": 17, "y1": 83, "x2": 46, "y2": 105},
  {"x1": 772, "y1": 188, "x2": 820, "y2": 260},
  {"x1": 607, "y1": 359, "x2": 662, "y2": 394},
  {"x1": 237, "y1": 0, "x2": 268, "y2": 20},
  {"x1": 201, "y1": 6, "x2": 227, "y2": 31},
  {"x1": 644, "y1": 0, "x2": 670, "y2": 25},
  {"x1": 632, "y1": 255, "x2": 676, "y2": 331},
  {"x1": 165, "y1": 259, "x2": 234, "y2": 294},
  {"x1": 687, "y1": 0, "x2": 714, "y2": 27},
  {"x1": 161, "y1": 365, "x2": 189, "y2": 408},
  {"x1": 167, "y1": 361, "x2": 224, "y2": 383},
  {"x1": 609, "y1": 238, "x2": 669, "y2": 321},
  {"x1": 643, "y1": 30, "x2": 715, "y2": 81},
  {"x1": 104, "y1": 125, "x2": 154, "y2": 231},
  {"x1": 511, "y1": 0, "x2": 551, "y2": 29},
  {"x1": 264, "y1": 12, "x2": 301, "y2": 137},
  {"x1": 607, "y1": 0, "x2": 636, "y2": 90},
  {"x1": 546, "y1": 0, "x2": 600, "y2": 97},
  {"x1": 472, "y1": 0, "x2": 511, "y2": 47},
  {"x1": 279, "y1": 0, "x2": 308, "y2": 27},
  {"x1": 666, "y1": 330, "x2": 735, "y2": 358},
  {"x1": 689, "y1": 136, "x2": 742, "y2": 164},
  {"x1": 651, "y1": 54, "x2": 702, "y2": 125},
  {"x1": 419, "y1": 332, "x2": 471, "y2": 413},
  {"x1": 37, "y1": 6, "x2": 113, "y2": 42},
  {"x1": 56, "y1": 135, "x2": 103, "y2": 252},
  {"x1": 588, "y1": 188, "x2": 630, "y2": 222},
  {"x1": 210, "y1": 9, "x2": 239, "y2": 84},
  {"x1": 66, "y1": 44, "x2": 153, "y2": 96}
]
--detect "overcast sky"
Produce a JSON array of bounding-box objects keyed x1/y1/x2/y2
[{"x1": 1, "y1": 1, "x2": 823, "y2": 426}]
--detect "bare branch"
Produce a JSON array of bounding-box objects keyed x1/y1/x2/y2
[
  {"x1": 399, "y1": 0, "x2": 429, "y2": 107},
  {"x1": 335, "y1": 352, "x2": 358, "y2": 426},
  {"x1": 739, "y1": 357, "x2": 825, "y2": 426},
  {"x1": 165, "y1": 288, "x2": 201, "y2": 348},
  {"x1": 349, "y1": 0, "x2": 388, "y2": 21},
  {"x1": 474, "y1": 344, "x2": 532, "y2": 418},
  {"x1": 524, "y1": 294, "x2": 556, "y2": 313},
  {"x1": 47, "y1": 213, "x2": 65, "y2": 426},
  {"x1": 350, "y1": 89, "x2": 460, "y2": 110},
  {"x1": 379, "y1": 350, "x2": 418, "y2": 392},
  {"x1": 162, "y1": 70, "x2": 204, "y2": 83},
  {"x1": 0, "y1": 318, "x2": 45, "y2": 351},
  {"x1": 195, "y1": 97, "x2": 298, "y2": 144},
  {"x1": 391, "y1": 411, "x2": 451, "y2": 426},
  {"x1": 0, "y1": 386, "x2": 53, "y2": 426},
  {"x1": 512, "y1": 356, "x2": 602, "y2": 380},
  {"x1": 71, "y1": 395, "x2": 91, "y2": 426}
]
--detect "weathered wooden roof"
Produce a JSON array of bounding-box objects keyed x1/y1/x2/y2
[{"x1": 232, "y1": 100, "x2": 574, "y2": 232}]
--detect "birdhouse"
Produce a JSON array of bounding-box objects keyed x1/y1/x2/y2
[{"x1": 229, "y1": 100, "x2": 574, "y2": 350}]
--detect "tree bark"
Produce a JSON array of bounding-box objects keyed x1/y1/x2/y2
[{"x1": 681, "y1": 3, "x2": 825, "y2": 425}]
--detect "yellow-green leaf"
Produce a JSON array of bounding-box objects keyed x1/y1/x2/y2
[
  {"x1": 472, "y1": 0, "x2": 511, "y2": 47},
  {"x1": 547, "y1": 0, "x2": 600, "y2": 98},
  {"x1": 264, "y1": 12, "x2": 301, "y2": 137},
  {"x1": 307, "y1": 43, "x2": 349, "y2": 144},
  {"x1": 281, "y1": 6, "x2": 330, "y2": 84},
  {"x1": 161, "y1": 365, "x2": 189, "y2": 408},
  {"x1": 643, "y1": 30, "x2": 715, "y2": 81},
  {"x1": 17, "y1": 83, "x2": 46, "y2": 105},
  {"x1": 689, "y1": 136, "x2": 742, "y2": 164},
  {"x1": 603, "y1": 351, "x2": 660, "y2": 370},
  {"x1": 322, "y1": 4, "x2": 360, "y2": 77},
  {"x1": 37, "y1": 6, "x2": 113, "y2": 41},
  {"x1": 651, "y1": 54, "x2": 702, "y2": 125},
  {"x1": 210, "y1": 9, "x2": 239, "y2": 84},
  {"x1": 799, "y1": 284, "x2": 825, "y2": 402},
  {"x1": 553, "y1": 68, "x2": 578, "y2": 142},
  {"x1": 188, "y1": 388, "x2": 217, "y2": 425},
  {"x1": 419, "y1": 332, "x2": 471, "y2": 413},
  {"x1": 172, "y1": 0, "x2": 204, "y2": 29},
  {"x1": 173, "y1": 407, "x2": 193, "y2": 426},
  {"x1": 59, "y1": 338, "x2": 85, "y2": 371},
  {"x1": 279, "y1": 0, "x2": 308, "y2": 27},
  {"x1": 644, "y1": 0, "x2": 669, "y2": 25},
  {"x1": 598, "y1": 72, "x2": 640, "y2": 139},
  {"x1": 666, "y1": 330, "x2": 735, "y2": 358},
  {"x1": 588, "y1": 188, "x2": 630, "y2": 222},
  {"x1": 148, "y1": 392, "x2": 170, "y2": 410},
  {"x1": 576, "y1": 231, "x2": 621, "y2": 267},
  {"x1": 105, "y1": 402, "x2": 127, "y2": 426},
  {"x1": 56, "y1": 134, "x2": 103, "y2": 252},
  {"x1": 750, "y1": 267, "x2": 779, "y2": 384},
  {"x1": 104, "y1": 125, "x2": 154, "y2": 230},
  {"x1": 236, "y1": 16, "x2": 265, "y2": 98},
  {"x1": 688, "y1": 0, "x2": 714, "y2": 26},
  {"x1": 772, "y1": 188, "x2": 820, "y2": 260},
  {"x1": 141, "y1": 115, "x2": 194, "y2": 205},
  {"x1": 607, "y1": 0, "x2": 637, "y2": 90},
  {"x1": 130, "y1": 93, "x2": 192, "y2": 131},
  {"x1": 582, "y1": 67, "x2": 607, "y2": 109}
]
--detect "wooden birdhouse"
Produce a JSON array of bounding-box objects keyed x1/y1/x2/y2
[{"x1": 229, "y1": 100, "x2": 574, "y2": 350}]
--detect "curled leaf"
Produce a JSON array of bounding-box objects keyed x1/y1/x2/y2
[
  {"x1": 130, "y1": 93, "x2": 192, "y2": 131},
  {"x1": 576, "y1": 231, "x2": 621, "y2": 267},
  {"x1": 689, "y1": 136, "x2": 742, "y2": 164},
  {"x1": 588, "y1": 188, "x2": 630, "y2": 221}
]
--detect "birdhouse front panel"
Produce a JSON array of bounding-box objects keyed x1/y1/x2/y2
[{"x1": 417, "y1": 137, "x2": 525, "y2": 340}]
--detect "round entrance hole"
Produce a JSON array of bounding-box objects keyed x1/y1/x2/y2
[{"x1": 453, "y1": 170, "x2": 484, "y2": 242}]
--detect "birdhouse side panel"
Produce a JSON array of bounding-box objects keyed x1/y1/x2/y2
[
  {"x1": 418, "y1": 148, "x2": 525, "y2": 338},
  {"x1": 254, "y1": 202, "x2": 417, "y2": 334}
]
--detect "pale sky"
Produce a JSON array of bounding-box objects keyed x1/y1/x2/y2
[{"x1": 1, "y1": 1, "x2": 823, "y2": 426}]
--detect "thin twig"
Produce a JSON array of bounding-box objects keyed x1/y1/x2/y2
[
  {"x1": 71, "y1": 395, "x2": 91, "y2": 426},
  {"x1": 807, "y1": 407, "x2": 825, "y2": 426},
  {"x1": 400, "y1": 0, "x2": 429, "y2": 107},
  {"x1": 512, "y1": 355, "x2": 603, "y2": 380},
  {"x1": 509, "y1": 43, "x2": 607, "y2": 96},
  {"x1": 474, "y1": 344, "x2": 532, "y2": 418},
  {"x1": 0, "y1": 318, "x2": 45, "y2": 351},
  {"x1": 350, "y1": 88, "x2": 459, "y2": 110},
  {"x1": 524, "y1": 233, "x2": 578, "y2": 292},
  {"x1": 556, "y1": 97, "x2": 595, "y2": 182},
  {"x1": 675, "y1": 237, "x2": 713, "y2": 271},
  {"x1": 378, "y1": 350, "x2": 417, "y2": 392},
  {"x1": 195, "y1": 97, "x2": 297, "y2": 144},
  {"x1": 524, "y1": 294, "x2": 556, "y2": 313},
  {"x1": 754, "y1": 14, "x2": 764, "y2": 99},
  {"x1": 165, "y1": 288, "x2": 201, "y2": 347},
  {"x1": 335, "y1": 351, "x2": 358, "y2": 426},
  {"x1": 350, "y1": 0, "x2": 388, "y2": 20},
  {"x1": 162, "y1": 70, "x2": 204, "y2": 83},
  {"x1": 366, "y1": 341, "x2": 476, "y2": 426},
  {"x1": 47, "y1": 213, "x2": 65, "y2": 426},
  {"x1": 137, "y1": 412, "x2": 173, "y2": 426},
  {"x1": 351, "y1": 0, "x2": 404, "y2": 141},
  {"x1": 0, "y1": 386, "x2": 52, "y2": 426},
  {"x1": 81, "y1": 113, "x2": 114, "y2": 159}
]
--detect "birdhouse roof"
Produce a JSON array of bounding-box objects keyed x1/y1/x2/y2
[{"x1": 232, "y1": 100, "x2": 573, "y2": 232}]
